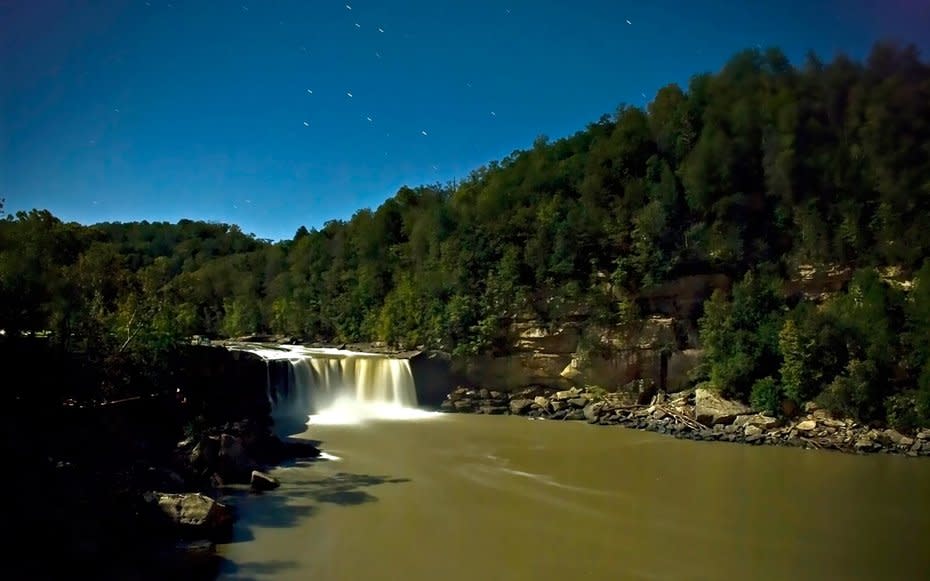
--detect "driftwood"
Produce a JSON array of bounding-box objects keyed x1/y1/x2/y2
[
  {"x1": 596, "y1": 400, "x2": 706, "y2": 432},
  {"x1": 655, "y1": 405, "x2": 706, "y2": 432}
]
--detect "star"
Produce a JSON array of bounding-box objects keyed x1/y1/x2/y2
[
  {"x1": 378, "y1": 27, "x2": 385, "y2": 33},
  {"x1": 626, "y1": 19, "x2": 632, "y2": 25},
  {"x1": 307, "y1": 89, "x2": 313, "y2": 94},
  {"x1": 303, "y1": 121, "x2": 310, "y2": 127},
  {"x1": 421, "y1": 130, "x2": 428, "y2": 136},
  {"x1": 346, "y1": 91, "x2": 353, "y2": 98},
  {"x1": 345, "y1": 4, "x2": 352, "y2": 10}
]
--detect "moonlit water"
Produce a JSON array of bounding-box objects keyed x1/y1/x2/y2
[
  {"x1": 219, "y1": 415, "x2": 930, "y2": 581},
  {"x1": 227, "y1": 344, "x2": 436, "y2": 427}
]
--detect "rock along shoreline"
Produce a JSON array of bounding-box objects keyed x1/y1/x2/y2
[{"x1": 440, "y1": 386, "x2": 930, "y2": 457}]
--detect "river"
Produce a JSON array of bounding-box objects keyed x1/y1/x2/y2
[{"x1": 218, "y1": 414, "x2": 930, "y2": 580}]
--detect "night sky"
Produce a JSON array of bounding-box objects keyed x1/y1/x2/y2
[{"x1": 3, "y1": 1, "x2": 929, "y2": 241}]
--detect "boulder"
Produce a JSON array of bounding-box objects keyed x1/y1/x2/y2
[
  {"x1": 533, "y1": 396, "x2": 550, "y2": 410},
  {"x1": 694, "y1": 388, "x2": 752, "y2": 426},
  {"x1": 509, "y1": 399, "x2": 534, "y2": 415},
  {"x1": 855, "y1": 437, "x2": 875, "y2": 452},
  {"x1": 917, "y1": 429, "x2": 930, "y2": 441},
  {"x1": 250, "y1": 470, "x2": 280, "y2": 492},
  {"x1": 560, "y1": 362, "x2": 584, "y2": 383},
  {"x1": 583, "y1": 402, "x2": 603, "y2": 422},
  {"x1": 552, "y1": 388, "x2": 581, "y2": 401},
  {"x1": 750, "y1": 415, "x2": 781, "y2": 430},
  {"x1": 447, "y1": 388, "x2": 469, "y2": 402},
  {"x1": 568, "y1": 396, "x2": 589, "y2": 408},
  {"x1": 803, "y1": 401, "x2": 821, "y2": 413},
  {"x1": 795, "y1": 420, "x2": 817, "y2": 432},
  {"x1": 478, "y1": 388, "x2": 491, "y2": 399},
  {"x1": 736, "y1": 414, "x2": 782, "y2": 430},
  {"x1": 565, "y1": 409, "x2": 586, "y2": 421},
  {"x1": 143, "y1": 492, "x2": 233, "y2": 536},
  {"x1": 439, "y1": 400, "x2": 455, "y2": 412},
  {"x1": 453, "y1": 400, "x2": 474, "y2": 412},
  {"x1": 744, "y1": 425, "x2": 763, "y2": 438},
  {"x1": 479, "y1": 405, "x2": 509, "y2": 415},
  {"x1": 882, "y1": 429, "x2": 910, "y2": 446}
]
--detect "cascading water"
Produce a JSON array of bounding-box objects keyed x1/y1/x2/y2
[{"x1": 228, "y1": 344, "x2": 432, "y2": 431}]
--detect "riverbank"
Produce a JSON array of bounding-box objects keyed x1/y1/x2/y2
[{"x1": 440, "y1": 386, "x2": 930, "y2": 456}]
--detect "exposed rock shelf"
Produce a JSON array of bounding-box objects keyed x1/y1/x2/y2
[{"x1": 440, "y1": 386, "x2": 930, "y2": 457}]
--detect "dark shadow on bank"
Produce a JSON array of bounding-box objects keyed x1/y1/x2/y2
[
  {"x1": 286, "y1": 472, "x2": 412, "y2": 506},
  {"x1": 219, "y1": 472, "x2": 410, "y2": 578},
  {"x1": 216, "y1": 558, "x2": 299, "y2": 581},
  {"x1": 224, "y1": 472, "x2": 410, "y2": 533},
  {"x1": 271, "y1": 414, "x2": 317, "y2": 440}
]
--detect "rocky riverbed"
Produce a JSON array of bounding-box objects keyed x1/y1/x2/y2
[{"x1": 440, "y1": 385, "x2": 930, "y2": 456}]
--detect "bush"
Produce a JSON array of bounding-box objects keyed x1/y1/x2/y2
[
  {"x1": 698, "y1": 272, "x2": 784, "y2": 401},
  {"x1": 750, "y1": 377, "x2": 782, "y2": 415},
  {"x1": 817, "y1": 359, "x2": 880, "y2": 421},
  {"x1": 885, "y1": 391, "x2": 922, "y2": 432}
]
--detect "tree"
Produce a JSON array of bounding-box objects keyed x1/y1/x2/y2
[{"x1": 699, "y1": 273, "x2": 784, "y2": 401}]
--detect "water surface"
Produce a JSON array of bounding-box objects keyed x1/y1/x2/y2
[{"x1": 219, "y1": 415, "x2": 930, "y2": 580}]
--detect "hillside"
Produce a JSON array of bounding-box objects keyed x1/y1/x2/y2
[{"x1": 2, "y1": 42, "x2": 930, "y2": 427}]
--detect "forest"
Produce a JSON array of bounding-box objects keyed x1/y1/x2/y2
[{"x1": 2, "y1": 42, "x2": 930, "y2": 427}]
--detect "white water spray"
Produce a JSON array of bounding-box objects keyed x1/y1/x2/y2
[{"x1": 228, "y1": 344, "x2": 436, "y2": 427}]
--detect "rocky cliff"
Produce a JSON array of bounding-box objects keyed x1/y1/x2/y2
[{"x1": 458, "y1": 274, "x2": 732, "y2": 394}]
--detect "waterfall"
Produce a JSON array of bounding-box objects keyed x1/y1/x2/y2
[{"x1": 229, "y1": 344, "x2": 428, "y2": 429}]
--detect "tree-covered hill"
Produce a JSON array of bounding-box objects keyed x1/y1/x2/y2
[{"x1": 3, "y1": 42, "x2": 930, "y2": 426}]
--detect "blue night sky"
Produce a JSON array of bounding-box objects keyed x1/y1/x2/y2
[{"x1": 3, "y1": 1, "x2": 929, "y2": 241}]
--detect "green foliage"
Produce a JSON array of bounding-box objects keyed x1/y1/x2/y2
[
  {"x1": 220, "y1": 298, "x2": 260, "y2": 338},
  {"x1": 750, "y1": 377, "x2": 782, "y2": 415},
  {"x1": 699, "y1": 273, "x2": 784, "y2": 401},
  {"x1": 778, "y1": 305, "x2": 846, "y2": 404},
  {"x1": 885, "y1": 391, "x2": 923, "y2": 432},
  {"x1": 818, "y1": 359, "x2": 880, "y2": 421}
]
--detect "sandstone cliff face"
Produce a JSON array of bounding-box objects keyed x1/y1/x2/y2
[{"x1": 458, "y1": 274, "x2": 731, "y2": 392}]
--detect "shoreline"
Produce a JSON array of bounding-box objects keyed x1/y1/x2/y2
[{"x1": 440, "y1": 386, "x2": 930, "y2": 457}]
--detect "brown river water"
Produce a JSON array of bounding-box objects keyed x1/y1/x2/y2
[{"x1": 217, "y1": 414, "x2": 930, "y2": 581}]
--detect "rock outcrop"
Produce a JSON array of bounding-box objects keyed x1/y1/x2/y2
[
  {"x1": 143, "y1": 492, "x2": 234, "y2": 537},
  {"x1": 694, "y1": 388, "x2": 752, "y2": 426},
  {"x1": 250, "y1": 470, "x2": 280, "y2": 492},
  {"x1": 438, "y1": 386, "x2": 930, "y2": 457}
]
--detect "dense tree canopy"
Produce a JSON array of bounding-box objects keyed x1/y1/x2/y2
[{"x1": 3, "y1": 43, "x2": 930, "y2": 424}]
